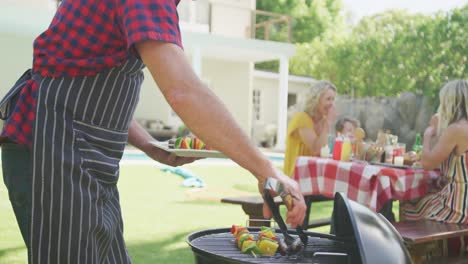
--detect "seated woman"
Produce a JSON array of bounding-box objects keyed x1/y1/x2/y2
[
  {"x1": 403, "y1": 79, "x2": 468, "y2": 254},
  {"x1": 283, "y1": 80, "x2": 337, "y2": 177}
]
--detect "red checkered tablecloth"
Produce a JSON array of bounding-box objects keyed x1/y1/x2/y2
[{"x1": 293, "y1": 157, "x2": 441, "y2": 212}]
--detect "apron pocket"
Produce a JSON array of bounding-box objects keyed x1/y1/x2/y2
[{"x1": 73, "y1": 120, "x2": 128, "y2": 184}]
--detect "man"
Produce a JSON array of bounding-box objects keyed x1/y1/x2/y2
[{"x1": 0, "y1": 0, "x2": 306, "y2": 263}]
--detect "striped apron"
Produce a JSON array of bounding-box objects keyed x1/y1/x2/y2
[{"x1": 27, "y1": 56, "x2": 144, "y2": 263}]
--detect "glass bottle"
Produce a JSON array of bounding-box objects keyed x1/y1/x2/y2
[{"x1": 412, "y1": 133, "x2": 423, "y2": 153}]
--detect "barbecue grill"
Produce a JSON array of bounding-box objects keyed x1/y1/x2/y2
[{"x1": 187, "y1": 192, "x2": 411, "y2": 264}]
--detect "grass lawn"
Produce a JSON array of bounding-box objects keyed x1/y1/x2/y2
[{"x1": 0, "y1": 161, "x2": 397, "y2": 263}]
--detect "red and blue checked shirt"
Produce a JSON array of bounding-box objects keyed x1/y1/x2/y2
[{"x1": 1, "y1": 0, "x2": 182, "y2": 147}]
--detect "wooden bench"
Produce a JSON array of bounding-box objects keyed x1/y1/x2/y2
[
  {"x1": 221, "y1": 196, "x2": 281, "y2": 227},
  {"x1": 393, "y1": 220, "x2": 468, "y2": 264},
  {"x1": 221, "y1": 195, "x2": 331, "y2": 228},
  {"x1": 425, "y1": 256, "x2": 468, "y2": 264}
]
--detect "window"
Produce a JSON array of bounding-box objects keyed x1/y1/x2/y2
[
  {"x1": 252, "y1": 90, "x2": 261, "y2": 121},
  {"x1": 287, "y1": 93, "x2": 297, "y2": 108}
]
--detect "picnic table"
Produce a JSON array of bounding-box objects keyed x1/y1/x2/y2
[{"x1": 292, "y1": 157, "x2": 441, "y2": 213}]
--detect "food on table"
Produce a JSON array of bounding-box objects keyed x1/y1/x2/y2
[
  {"x1": 404, "y1": 150, "x2": 420, "y2": 166},
  {"x1": 355, "y1": 127, "x2": 366, "y2": 141},
  {"x1": 365, "y1": 144, "x2": 384, "y2": 162},
  {"x1": 168, "y1": 136, "x2": 212, "y2": 150},
  {"x1": 354, "y1": 127, "x2": 366, "y2": 159}
]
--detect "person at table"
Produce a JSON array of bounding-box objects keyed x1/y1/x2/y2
[
  {"x1": 334, "y1": 116, "x2": 359, "y2": 141},
  {"x1": 283, "y1": 80, "x2": 337, "y2": 176},
  {"x1": 335, "y1": 117, "x2": 367, "y2": 158},
  {"x1": 403, "y1": 79, "x2": 468, "y2": 254}
]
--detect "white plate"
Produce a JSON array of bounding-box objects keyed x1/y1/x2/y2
[{"x1": 150, "y1": 141, "x2": 226, "y2": 158}]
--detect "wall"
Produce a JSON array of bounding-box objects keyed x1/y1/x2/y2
[
  {"x1": 335, "y1": 93, "x2": 435, "y2": 149},
  {"x1": 178, "y1": 0, "x2": 211, "y2": 25},
  {"x1": 253, "y1": 76, "x2": 313, "y2": 125},
  {"x1": 134, "y1": 58, "x2": 253, "y2": 135},
  {"x1": 0, "y1": 32, "x2": 36, "y2": 96},
  {"x1": 4, "y1": 0, "x2": 55, "y2": 8},
  {"x1": 202, "y1": 58, "x2": 252, "y2": 133},
  {"x1": 251, "y1": 73, "x2": 314, "y2": 146},
  {"x1": 210, "y1": 0, "x2": 254, "y2": 38},
  {"x1": 132, "y1": 68, "x2": 173, "y2": 125}
]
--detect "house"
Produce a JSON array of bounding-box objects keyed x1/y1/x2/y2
[{"x1": 0, "y1": 0, "x2": 314, "y2": 150}]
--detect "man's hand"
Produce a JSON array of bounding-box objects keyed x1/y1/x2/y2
[
  {"x1": 142, "y1": 143, "x2": 198, "y2": 166},
  {"x1": 127, "y1": 119, "x2": 198, "y2": 166},
  {"x1": 260, "y1": 169, "x2": 306, "y2": 228}
]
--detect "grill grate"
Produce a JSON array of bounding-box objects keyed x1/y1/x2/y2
[{"x1": 188, "y1": 229, "x2": 359, "y2": 264}]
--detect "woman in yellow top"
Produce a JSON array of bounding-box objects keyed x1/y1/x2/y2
[{"x1": 284, "y1": 80, "x2": 337, "y2": 176}]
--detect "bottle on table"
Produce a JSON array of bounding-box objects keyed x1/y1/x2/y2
[
  {"x1": 341, "y1": 136, "x2": 352, "y2": 162},
  {"x1": 320, "y1": 144, "x2": 330, "y2": 158},
  {"x1": 332, "y1": 134, "x2": 343, "y2": 161},
  {"x1": 412, "y1": 133, "x2": 423, "y2": 153}
]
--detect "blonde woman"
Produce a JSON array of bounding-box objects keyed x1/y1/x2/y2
[
  {"x1": 403, "y1": 79, "x2": 468, "y2": 255},
  {"x1": 283, "y1": 80, "x2": 337, "y2": 176}
]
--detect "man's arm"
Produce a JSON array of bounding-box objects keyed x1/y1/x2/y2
[
  {"x1": 127, "y1": 119, "x2": 197, "y2": 167},
  {"x1": 134, "y1": 40, "x2": 306, "y2": 227}
]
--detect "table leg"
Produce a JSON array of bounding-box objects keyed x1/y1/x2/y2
[
  {"x1": 241, "y1": 203, "x2": 271, "y2": 227},
  {"x1": 302, "y1": 195, "x2": 333, "y2": 230},
  {"x1": 379, "y1": 200, "x2": 396, "y2": 222},
  {"x1": 302, "y1": 195, "x2": 395, "y2": 231}
]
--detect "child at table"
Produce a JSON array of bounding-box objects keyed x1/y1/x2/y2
[
  {"x1": 334, "y1": 117, "x2": 359, "y2": 141},
  {"x1": 334, "y1": 117, "x2": 366, "y2": 159},
  {"x1": 402, "y1": 79, "x2": 468, "y2": 255}
]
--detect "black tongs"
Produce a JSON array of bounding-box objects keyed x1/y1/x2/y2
[{"x1": 263, "y1": 178, "x2": 308, "y2": 256}]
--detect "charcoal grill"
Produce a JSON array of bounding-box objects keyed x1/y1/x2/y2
[{"x1": 187, "y1": 192, "x2": 412, "y2": 264}]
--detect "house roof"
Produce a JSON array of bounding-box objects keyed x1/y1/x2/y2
[
  {"x1": 182, "y1": 31, "x2": 295, "y2": 63},
  {"x1": 253, "y1": 70, "x2": 316, "y2": 84},
  {"x1": 0, "y1": 2, "x2": 296, "y2": 63}
]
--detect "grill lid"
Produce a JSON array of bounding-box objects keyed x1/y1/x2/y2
[{"x1": 332, "y1": 192, "x2": 411, "y2": 264}]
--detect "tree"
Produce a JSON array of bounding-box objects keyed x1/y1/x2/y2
[
  {"x1": 255, "y1": 0, "x2": 346, "y2": 71},
  {"x1": 289, "y1": 5, "x2": 467, "y2": 100},
  {"x1": 256, "y1": 0, "x2": 345, "y2": 43}
]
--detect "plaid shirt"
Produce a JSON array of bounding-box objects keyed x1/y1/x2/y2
[{"x1": 1, "y1": 0, "x2": 182, "y2": 146}]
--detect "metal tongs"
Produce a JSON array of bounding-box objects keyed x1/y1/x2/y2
[{"x1": 263, "y1": 178, "x2": 308, "y2": 256}]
